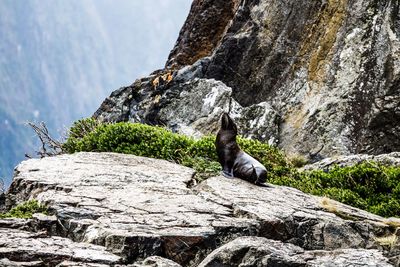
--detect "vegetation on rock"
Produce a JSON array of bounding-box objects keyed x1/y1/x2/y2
[
  {"x1": 273, "y1": 163, "x2": 400, "y2": 218},
  {"x1": 64, "y1": 118, "x2": 400, "y2": 217},
  {"x1": 0, "y1": 200, "x2": 48, "y2": 219},
  {"x1": 63, "y1": 118, "x2": 288, "y2": 181}
]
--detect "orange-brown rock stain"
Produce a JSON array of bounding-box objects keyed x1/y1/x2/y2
[
  {"x1": 298, "y1": 0, "x2": 348, "y2": 85},
  {"x1": 285, "y1": 0, "x2": 348, "y2": 133}
]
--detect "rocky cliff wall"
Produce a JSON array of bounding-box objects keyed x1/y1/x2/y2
[
  {"x1": 166, "y1": 0, "x2": 241, "y2": 68},
  {"x1": 95, "y1": 0, "x2": 400, "y2": 161},
  {"x1": 201, "y1": 0, "x2": 400, "y2": 158}
]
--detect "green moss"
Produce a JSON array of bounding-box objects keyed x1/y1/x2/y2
[
  {"x1": 180, "y1": 156, "x2": 221, "y2": 182},
  {"x1": 64, "y1": 118, "x2": 400, "y2": 218},
  {"x1": 0, "y1": 200, "x2": 48, "y2": 219},
  {"x1": 64, "y1": 121, "x2": 193, "y2": 161}
]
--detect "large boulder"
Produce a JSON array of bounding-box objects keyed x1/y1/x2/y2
[{"x1": 5, "y1": 153, "x2": 399, "y2": 266}]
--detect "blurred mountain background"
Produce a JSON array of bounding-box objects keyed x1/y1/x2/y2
[{"x1": 0, "y1": 0, "x2": 191, "y2": 186}]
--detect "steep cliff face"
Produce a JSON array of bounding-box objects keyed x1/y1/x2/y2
[
  {"x1": 95, "y1": 0, "x2": 400, "y2": 160},
  {"x1": 202, "y1": 0, "x2": 400, "y2": 158}
]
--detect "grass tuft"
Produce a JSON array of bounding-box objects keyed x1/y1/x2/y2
[
  {"x1": 320, "y1": 197, "x2": 338, "y2": 213},
  {"x1": 374, "y1": 234, "x2": 398, "y2": 248}
]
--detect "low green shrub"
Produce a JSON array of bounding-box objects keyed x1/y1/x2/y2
[
  {"x1": 65, "y1": 121, "x2": 193, "y2": 161},
  {"x1": 0, "y1": 200, "x2": 48, "y2": 219},
  {"x1": 63, "y1": 118, "x2": 289, "y2": 179},
  {"x1": 64, "y1": 118, "x2": 400, "y2": 218},
  {"x1": 270, "y1": 163, "x2": 400, "y2": 217}
]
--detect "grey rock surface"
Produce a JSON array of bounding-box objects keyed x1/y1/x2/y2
[
  {"x1": 154, "y1": 78, "x2": 279, "y2": 144},
  {"x1": 0, "y1": 214, "x2": 57, "y2": 233},
  {"x1": 127, "y1": 256, "x2": 182, "y2": 267},
  {"x1": 94, "y1": 0, "x2": 400, "y2": 160},
  {"x1": 0, "y1": 218, "x2": 32, "y2": 230},
  {"x1": 198, "y1": 236, "x2": 393, "y2": 267},
  {"x1": 0, "y1": 227, "x2": 121, "y2": 266},
  {"x1": 303, "y1": 152, "x2": 400, "y2": 171},
  {"x1": 5, "y1": 152, "x2": 398, "y2": 266},
  {"x1": 165, "y1": 0, "x2": 240, "y2": 69},
  {"x1": 56, "y1": 262, "x2": 110, "y2": 267},
  {"x1": 196, "y1": 174, "x2": 388, "y2": 251},
  {"x1": 0, "y1": 258, "x2": 43, "y2": 267}
]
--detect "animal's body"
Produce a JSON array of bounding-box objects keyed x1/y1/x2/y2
[{"x1": 215, "y1": 113, "x2": 268, "y2": 185}]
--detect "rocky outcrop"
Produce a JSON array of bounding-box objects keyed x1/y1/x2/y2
[
  {"x1": 94, "y1": 67, "x2": 280, "y2": 145},
  {"x1": 94, "y1": 0, "x2": 400, "y2": 161},
  {"x1": 3, "y1": 153, "x2": 399, "y2": 266},
  {"x1": 198, "y1": 237, "x2": 393, "y2": 267},
  {"x1": 0, "y1": 227, "x2": 122, "y2": 266}
]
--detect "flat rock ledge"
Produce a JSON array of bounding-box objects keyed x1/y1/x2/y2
[
  {"x1": 0, "y1": 227, "x2": 122, "y2": 266},
  {"x1": 3, "y1": 152, "x2": 399, "y2": 266},
  {"x1": 303, "y1": 152, "x2": 400, "y2": 171}
]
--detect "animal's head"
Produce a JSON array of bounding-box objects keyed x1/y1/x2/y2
[{"x1": 220, "y1": 113, "x2": 237, "y2": 134}]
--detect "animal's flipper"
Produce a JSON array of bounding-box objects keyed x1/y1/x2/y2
[
  {"x1": 221, "y1": 113, "x2": 230, "y2": 129},
  {"x1": 255, "y1": 182, "x2": 271, "y2": 187},
  {"x1": 222, "y1": 170, "x2": 234, "y2": 178},
  {"x1": 250, "y1": 165, "x2": 259, "y2": 184},
  {"x1": 251, "y1": 165, "x2": 270, "y2": 187}
]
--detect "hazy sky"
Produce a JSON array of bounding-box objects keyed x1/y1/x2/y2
[
  {"x1": 92, "y1": 0, "x2": 192, "y2": 86},
  {"x1": 0, "y1": 1, "x2": 192, "y2": 185}
]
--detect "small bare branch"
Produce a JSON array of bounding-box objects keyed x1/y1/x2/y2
[
  {"x1": 27, "y1": 122, "x2": 64, "y2": 158},
  {"x1": 0, "y1": 179, "x2": 4, "y2": 194}
]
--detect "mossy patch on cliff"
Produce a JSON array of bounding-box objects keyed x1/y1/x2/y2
[
  {"x1": 64, "y1": 118, "x2": 400, "y2": 218},
  {"x1": 0, "y1": 200, "x2": 48, "y2": 219}
]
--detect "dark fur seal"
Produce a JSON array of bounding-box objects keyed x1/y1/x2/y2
[{"x1": 216, "y1": 113, "x2": 268, "y2": 185}]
